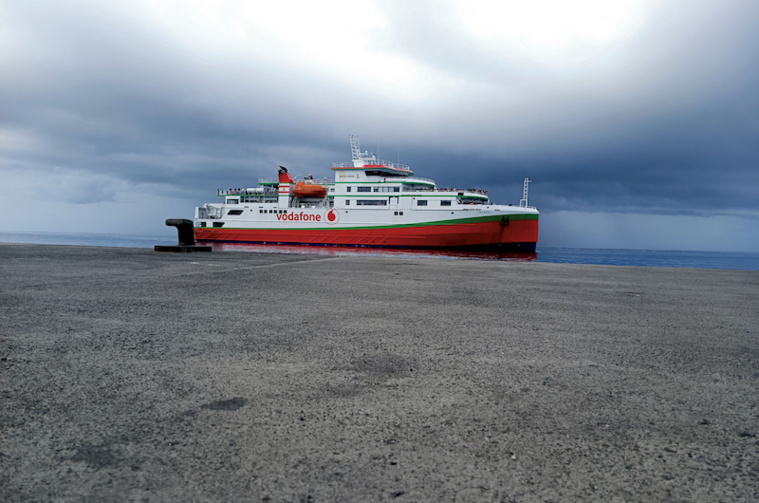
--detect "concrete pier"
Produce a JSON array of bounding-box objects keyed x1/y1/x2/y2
[{"x1": 1, "y1": 244, "x2": 757, "y2": 502}]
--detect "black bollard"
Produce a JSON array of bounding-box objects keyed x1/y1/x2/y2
[
  {"x1": 155, "y1": 219, "x2": 212, "y2": 252},
  {"x1": 166, "y1": 218, "x2": 196, "y2": 246}
]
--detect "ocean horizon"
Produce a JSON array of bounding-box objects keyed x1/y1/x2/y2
[{"x1": 1, "y1": 231, "x2": 757, "y2": 271}]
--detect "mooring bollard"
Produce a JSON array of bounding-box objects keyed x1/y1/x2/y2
[
  {"x1": 154, "y1": 219, "x2": 212, "y2": 252},
  {"x1": 166, "y1": 218, "x2": 196, "y2": 246}
]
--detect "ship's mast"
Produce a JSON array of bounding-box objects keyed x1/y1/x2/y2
[
  {"x1": 350, "y1": 135, "x2": 361, "y2": 162},
  {"x1": 520, "y1": 178, "x2": 532, "y2": 208},
  {"x1": 349, "y1": 135, "x2": 377, "y2": 167}
]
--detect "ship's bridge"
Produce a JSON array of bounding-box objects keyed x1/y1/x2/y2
[
  {"x1": 332, "y1": 161, "x2": 413, "y2": 178},
  {"x1": 331, "y1": 135, "x2": 414, "y2": 178}
]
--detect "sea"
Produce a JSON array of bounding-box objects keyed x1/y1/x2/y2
[{"x1": 1, "y1": 231, "x2": 757, "y2": 271}]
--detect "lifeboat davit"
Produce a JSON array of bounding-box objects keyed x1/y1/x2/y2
[{"x1": 293, "y1": 181, "x2": 327, "y2": 198}]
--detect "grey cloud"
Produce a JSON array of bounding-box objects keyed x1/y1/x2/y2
[{"x1": 1, "y1": 0, "x2": 757, "y2": 248}]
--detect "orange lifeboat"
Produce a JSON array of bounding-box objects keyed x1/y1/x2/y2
[{"x1": 293, "y1": 181, "x2": 327, "y2": 198}]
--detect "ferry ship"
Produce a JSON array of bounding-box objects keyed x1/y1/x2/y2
[{"x1": 193, "y1": 136, "x2": 539, "y2": 251}]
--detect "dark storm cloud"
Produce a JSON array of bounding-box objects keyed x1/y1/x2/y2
[
  {"x1": 1, "y1": 2, "x2": 346, "y2": 157},
  {"x1": 412, "y1": 0, "x2": 759, "y2": 215},
  {"x1": 1, "y1": 0, "x2": 757, "y2": 242}
]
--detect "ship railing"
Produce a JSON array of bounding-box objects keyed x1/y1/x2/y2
[
  {"x1": 438, "y1": 187, "x2": 490, "y2": 196},
  {"x1": 295, "y1": 177, "x2": 332, "y2": 185},
  {"x1": 332, "y1": 160, "x2": 411, "y2": 171},
  {"x1": 258, "y1": 177, "x2": 333, "y2": 185},
  {"x1": 402, "y1": 185, "x2": 490, "y2": 197},
  {"x1": 463, "y1": 188, "x2": 490, "y2": 196},
  {"x1": 218, "y1": 186, "x2": 279, "y2": 196}
]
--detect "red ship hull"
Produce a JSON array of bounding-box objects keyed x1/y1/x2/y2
[{"x1": 195, "y1": 217, "x2": 538, "y2": 251}]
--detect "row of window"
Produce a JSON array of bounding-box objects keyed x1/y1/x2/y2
[
  {"x1": 347, "y1": 186, "x2": 401, "y2": 193},
  {"x1": 228, "y1": 201, "x2": 452, "y2": 212},
  {"x1": 416, "y1": 200, "x2": 451, "y2": 206},
  {"x1": 240, "y1": 195, "x2": 277, "y2": 202},
  {"x1": 225, "y1": 209, "x2": 289, "y2": 215},
  {"x1": 343, "y1": 199, "x2": 452, "y2": 206},
  {"x1": 345, "y1": 200, "x2": 389, "y2": 206}
]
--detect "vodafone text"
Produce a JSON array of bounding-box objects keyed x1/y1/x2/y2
[{"x1": 276, "y1": 212, "x2": 322, "y2": 222}]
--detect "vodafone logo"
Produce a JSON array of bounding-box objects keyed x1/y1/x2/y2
[{"x1": 324, "y1": 209, "x2": 340, "y2": 225}]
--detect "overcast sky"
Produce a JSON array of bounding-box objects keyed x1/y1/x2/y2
[{"x1": 1, "y1": 0, "x2": 757, "y2": 251}]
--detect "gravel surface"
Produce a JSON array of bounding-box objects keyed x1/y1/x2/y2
[{"x1": 1, "y1": 244, "x2": 757, "y2": 502}]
